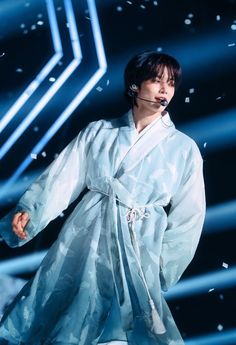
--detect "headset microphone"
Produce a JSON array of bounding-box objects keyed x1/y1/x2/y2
[{"x1": 136, "y1": 95, "x2": 169, "y2": 107}]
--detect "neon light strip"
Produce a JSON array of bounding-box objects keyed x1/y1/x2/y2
[
  {"x1": 165, "y1": 266, "x2": 236, "y2": 300},
  {"x1": 205, "y1": 199, "x2": 236, "y2": 234},
  {"x1": 0, "y1": 251, "x2": 47, "y2": 275},
  {"x1": 186, "y1": 328, "x2": 236, "y2": 345},
  {"x1": 0, "y1": 0, "x2": 107, "y2": 196},
  {"x1": 179, "y1": 107, "x2": 236, "y2": 151},
  {"x1": 0, "y1": 0, "x2": 62, "y2": 134},
  {"x1": 0, "y1": 0, "x2": 81, "y2": 159}
]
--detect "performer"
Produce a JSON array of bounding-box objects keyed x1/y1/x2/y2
[{"x1": 0, "y1": 51, "x2": 206, "y2": 345}]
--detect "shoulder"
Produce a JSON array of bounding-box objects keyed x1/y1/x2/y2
[{"x1": 171, "y1": 128, "x2": 203, "y2": 165}]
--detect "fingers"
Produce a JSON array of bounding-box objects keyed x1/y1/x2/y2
[{"x1": 12, "y1": 212, "x2": 29, "y2": 240}]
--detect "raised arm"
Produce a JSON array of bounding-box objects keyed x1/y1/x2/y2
[{"x1": 0, "y1": 124, "x2": 94, "y2": 248}]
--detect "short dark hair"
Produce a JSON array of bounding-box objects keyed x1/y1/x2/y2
[{"x1": 124, "y1": 50, "x2": 182, "y2": 106}]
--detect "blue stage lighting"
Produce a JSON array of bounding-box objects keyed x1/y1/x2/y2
[{"x1": 0, "y1": 0, "x2": 62, "y2": 134}]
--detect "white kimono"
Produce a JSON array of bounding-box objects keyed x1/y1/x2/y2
[{"x1": 0, "y1": 109, "x2": 206, "y2": 345}]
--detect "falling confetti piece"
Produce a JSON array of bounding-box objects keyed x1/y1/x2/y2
[
  {"x1": 16, "y1": 68, "x2": 23, "y2": 73},
  {"x1": 208, "y1": 288, "x2": 214, "y2": 292},
  {"x1": 222, "y1": 262, "x2": 229, "y2": 269},
  {"x1": 216, "y1": 15, "x2": 221, "y2": 21},
  {"x1": 231, "y1": 24, "x2": 236, "y2": 30},
  {"x1": 0, "y1": 52, "x2": 5, "y2": 58},
  {"x1": 49, "y1": 77, "x2": 56, "y2": 82},
  {"x1": 219, "y1": 294, "x2": 224, "y2": 300},
  {"x1": 203, "y1": 142, "x2": 207, "y2": 148},
  {"x1": 41, "y1": 151, "x2": 47, "y2": 157},
  {"x1": 31, "y1": 153, "x2": 37, "y2": 160},
  {"x1": 228, "y1": 43, "x2": 235, "y2": 47},
  {"x1": 57, "y1": 6, "x2": 62, "y2": 11},
  {"x1": 33, "y1": 126, "x2": 39, "y2": 132},
  {"x1": 96, "y1": 86, "x2": 103, "y2": 92},
  {"x1": 184, "y1": 19, "x2": 191, "y2": 25},
  {"x1": 59, "y1": 212, "x2": 65, "y2": 218},
  {"x1": 189, "y1": 88, "x2": 195, "y2": 94},
  {"x1": 20, "y1": 23, "x2": 26, "y2": 29},
  {"x1": 216, "y1": 96, "x2": 222, "y2": 100},
  {"x1": 126, "y1": 0, "x2": 132, "y2": 4},
  {"x1": 153, "y1": 0, "x2": 158, "y2": 5},
  {"x1": 116, "y1": 6, "x2": 123, "y2": 12},
  {"x1": 23, "y1": 30, "x2": 28, "y2": 35},
  {"x1": 25, "y1": 2, "x2": 30, "y2": 7},
  {"x1": 217, "y1": 324, "x2": 223, "y2": 331},
  {"x1": 37, "y1": 13, "x2": 43, "y2": 18},
  {"x1": 140, "y1": 4, "x2": 146, "y2": 9},
  {"x1": 31, "y1": 24, "x2": 36, "y2": 30},
  {"x1": 185, "y1": 97, "x2": 190, "y2": 103},
  {"x1": 157, "y1": 47, "x2": 162, "y2": 52},
  {"x1": 37, "y1": 21, "x2": 44, "y2": 26},
  {"x1": 106, "y1": 80, "x2": 110, "y2": 85},
  {"x1": 187, "y1": 13, "x2": 194, "y2": 18}
]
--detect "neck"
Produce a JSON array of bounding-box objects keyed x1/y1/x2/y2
[{"x1": 132, "y1": 105, "x2": 165, "y2": 133}]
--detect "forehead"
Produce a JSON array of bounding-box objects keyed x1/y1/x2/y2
[{"x1": 155, "y1": 64, "x2": 174, "y2": 77}]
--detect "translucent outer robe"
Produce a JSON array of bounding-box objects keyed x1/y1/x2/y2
[{"x1": 0, "y1": 109, "x2": 206, "y2": 345}]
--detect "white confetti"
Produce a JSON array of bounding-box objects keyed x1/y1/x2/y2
[
  {"x1": 187, "y1": 13, "x2": 194, "y2": 18},
  {"x1": 24, "y1": 2, "x2": 30, "y2": 7},
  {"x1": 31, "y1": 24, "x2": 37, "y2": 30},
  {"x1": 185, "y1": 97, "x2": 190, "y2": 103},
  {"x1": 153, "y1": 0, "x2": 158, "y2": 5},
  {"x1": 231, "y1": 24, "x2": 236, "y2": 30},
  {"x1": 49, "y1": 77, "x2": 56, "y2": 82},
  {"x1": 106, "y1": 79, "x2": 110, "y2": 86},
  {"x1": 203, "y1": 142, "x2": 207, "y2": 148},
  {"x1": 37, "y1": 13, "x2": 43, "y2": 18},
  {"x1": 222, "y1": 262, "x2": 228, "y2": 269},
  {"x1": 184, "y1": 19, "x2": 191, "y2": 25},
  {"x1": 219, "y1": 294, "x2": 224, "y2": 300},
  {"x1": 41, "y1": 151, "x2": 47, "y2": 157},
  {"x1": 217, "y1": 324, "x2": 223, "y2": 331},
  {"x1": 126, "y1": 1, "x2": 132, "y2": 4},
  {"x1": 57, "y1": 6, "x2": 62, "y2": 11},
  {"x1": 20, "y1": 23, "x2": 26, "y2": 29},
  {"x1": 189, "y1": 88, "x2": 195, "y2": 94},
  {"x1": 216, "y1": 96, "x2": 222, "y2": 100},
  {"x1": 140, "y1": 4, "x2": 146, "y2": 9},
  {"x1": 0, "y1": 52, "x2": 5, "y2": 58},
  {"x1": 23, "y1": 30, "x2": 28, "y2": 35},
  {"x1": 33, "y1": 126, "x2": 39, "y2": 132},
  {"x1": 16, "y1": 68, "x2": 23, "y2": 73},
  {"x1": 37, "y1": 20, "x2": 44, "y2": 26},
  {"x1": 116, "y1": 6, "x2": 123, "y2": 12},
  {"x1": 58, "y1": 61, "x2": 63, "y2": 66},
  {"x1": 228, "y1": 42, "x2": 235, "y2": 47},
  {"x1": 59, "y1": 212, "x2": 65, "y2": 218},
  {"x1": 96, "y1": 86, "x2": 103, "y2": 92},
  {"x1": 31, "y1": 153, "x2": 37, "y2": 160},
  {"x1": 208, "y1": 288, "x2": 215, "y2": 292},
  {"x1": 157, "y1": 47, "x2": 162, "y2": 52},
  {"x1": 66, "y1": 22, "x2": 70, "y2": 28},
  {"x1": 216, "y1": 15, "x2": 221, "y2": 21}
]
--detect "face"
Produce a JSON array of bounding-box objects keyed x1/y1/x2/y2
[{"x1": 135, "y1": 66, "x2": 175, "y2": 112}]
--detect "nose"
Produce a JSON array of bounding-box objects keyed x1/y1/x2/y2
[{"x1": 159, "y1": 81, "x2": 168, "y2": 94}]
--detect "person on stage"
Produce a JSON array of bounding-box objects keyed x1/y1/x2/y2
[{"x1": 0, "y1": 51, "x2": 206, "y2": 345}]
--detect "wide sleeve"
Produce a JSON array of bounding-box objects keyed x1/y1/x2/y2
[
  {"x1": 159, "y1": 142, "x2": 206, "y2": 292},
  {"x1": 0, "y1": 125, "x2": 93, "y2": 248}
]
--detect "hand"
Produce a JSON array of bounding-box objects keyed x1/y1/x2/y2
[{"x1": 12, "y1": 212, "x2": 29, "y2": 240}]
